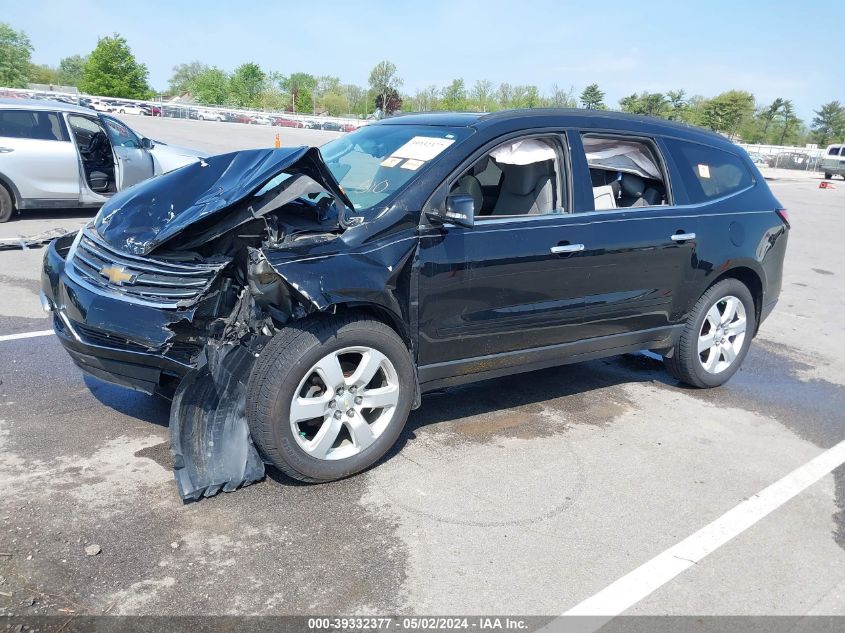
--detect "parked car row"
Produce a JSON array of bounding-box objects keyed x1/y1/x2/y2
[
  {"x1": 0, "y1": 90, "x2": 364, "y2": 132},
  {"x1": 79, "y1": 98, "x2": 160, "y2": 116}
]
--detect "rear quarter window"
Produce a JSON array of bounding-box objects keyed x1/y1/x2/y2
[
  {"x1": 664, "y1": 138, "x2": 754, "y2": 203},
  {"x1": 828, "y1": 147, "x2": 841, "y2": 156}
]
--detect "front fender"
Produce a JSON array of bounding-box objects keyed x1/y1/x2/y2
[{"x1": 262, "y1": 232, "x2": 419, "y2": 337}]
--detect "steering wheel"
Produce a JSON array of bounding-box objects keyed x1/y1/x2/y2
[
  {"x1": 86, "y1": 132, "x2": 110, "y2": 165},
  {"x1": 87, "y1": 131, "x2": 106, "y2": 154}
]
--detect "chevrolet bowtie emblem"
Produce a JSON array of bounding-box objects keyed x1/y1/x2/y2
[{"x1": 99, "y1": 265, "x2": 137, "y2": 285}]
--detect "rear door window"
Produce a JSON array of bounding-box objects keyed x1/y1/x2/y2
[
  {"x1": 828, "y1": 147, "x2": 841, "y2": 156},
  {"x1": 0, "y1": 109, "x2": 66, "y2": 141},
  {"x1": 579, "y1": 134, "x2": 670, "y2": 211},
  {"x1": 664, "y1": 139, "x2": 753, "y2": 203}
]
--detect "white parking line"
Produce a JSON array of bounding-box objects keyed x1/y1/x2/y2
[
  {"x1": 0, "y1": 330, "x2": 54, "y2": 342},
  {"x1": 561, "y1": 438, "x2": 845, "y2": 620}
]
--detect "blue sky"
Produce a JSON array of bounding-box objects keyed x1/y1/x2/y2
[{"x1": 4, "y1": 0, "x2": 842, "y2": 120}]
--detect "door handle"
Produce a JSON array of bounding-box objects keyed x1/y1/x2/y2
[
  {"x1": 550, "y1": 243, "x2": 585, "y2": 254},
  {"x1": 0, "y1": 147, "x2": 13, "y2": 153},
  {"x1": 670, "y1": 233, "x2": 696, "y2": 242}
]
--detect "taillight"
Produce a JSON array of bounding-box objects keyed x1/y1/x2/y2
[{"x1": 776, "y1": 208, "x2": 790, "y2": 228}]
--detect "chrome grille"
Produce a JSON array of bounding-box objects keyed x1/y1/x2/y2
[{"x1": 69, "y1": 231, "x2": 226, "y2": 308}]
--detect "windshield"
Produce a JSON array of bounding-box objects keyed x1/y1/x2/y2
[{"x1": 320, "y1": 124, "x2": 472, "y2": 211}]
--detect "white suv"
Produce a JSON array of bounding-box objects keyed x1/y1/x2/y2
[{"x1": 0, "y1": 99, "x2": 207, "y2": 222}]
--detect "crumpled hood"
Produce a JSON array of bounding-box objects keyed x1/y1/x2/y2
[{"x1": 93, "y1": 146, "x2": 353, "y2": 255}]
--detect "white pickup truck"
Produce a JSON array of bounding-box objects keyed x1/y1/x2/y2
[{"x1": 820, "y1": 144, "x2": 845, "y2": 180}]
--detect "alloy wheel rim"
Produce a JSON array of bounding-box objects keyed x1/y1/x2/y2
[
  {"x1": 698, "y1": 295, "x2": 747, "y2": 374},
  {"x1": 290, "y1": 346, "x2": 399, "y2": 461}
]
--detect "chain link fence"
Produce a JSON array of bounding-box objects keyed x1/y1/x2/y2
[{"x1": 737, "y1": 143, "x2": 825, "y2": 172}]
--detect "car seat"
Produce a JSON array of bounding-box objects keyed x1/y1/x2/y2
[{"x1": 491, "y1": 160, "x2": 554, "y2": 215}]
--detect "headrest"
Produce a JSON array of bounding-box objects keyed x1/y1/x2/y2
[
  {"x1": 472, "y1": 156, "x2": 489, "y2": 176},
  {"x1": 620, "y1": 173, "x2": 645, "y2": 197},
  {"x1": 501, "y1": 161, "x2": 552, "y2": 196}
]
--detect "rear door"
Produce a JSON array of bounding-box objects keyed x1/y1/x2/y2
[
  {"x1": 0, "y1": 109, "x2": 80, "y2": 201},
  {"x1": 569, "y1": 132, "x2": 698, "y2": 339},
  {"x1": 100, "y1": 115, "x2": 154, "y2": 189}
]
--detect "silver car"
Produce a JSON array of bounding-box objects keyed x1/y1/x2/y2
[{"x1": 0, "y1": 99, "x2": 207, "y2": 222}]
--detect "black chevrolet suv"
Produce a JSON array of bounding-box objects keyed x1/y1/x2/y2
[{"x1": 42, "y1": 110, "x2": 789, "y2": 500}]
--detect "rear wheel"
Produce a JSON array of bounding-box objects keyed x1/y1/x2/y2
[
  {"x1": 663, "y1": 278, "x2": 756, "y2": 388},
  {"x1": 824, "y1": 172, "x2": 832, "y2": 180},
  {"x1": 246, "y1": 314, "x2": 415, "y2": 482},
  {"x1": 0, "y1": 184, "x2": 13, "y2": 223}
]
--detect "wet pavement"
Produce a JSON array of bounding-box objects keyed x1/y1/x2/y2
[{"x1": 0, "y1": 119, "x2": 843, "y2": 618}]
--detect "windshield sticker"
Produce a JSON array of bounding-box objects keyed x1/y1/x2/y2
[
  {"x1": 697, "y1": 164, "x2": 711, "y2": 179},
  {"x1": 400, "y1": 159, "x2": 424, "y2": 171},
  {"x1": 391, "y1": 136, "x2": 455, "y2": 161},
  {"x1": 380, "y1": 157, "x2": 402, "y2": 168}
]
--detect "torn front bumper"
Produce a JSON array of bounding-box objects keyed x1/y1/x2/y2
[
  {"x1": 42, "y1": 232, "x2": 266, "y2": 501},
  {"x1": 41, "y1": 233, "x2": 198, "y2": 396}
]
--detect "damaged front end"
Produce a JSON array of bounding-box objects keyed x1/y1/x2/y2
[{"x1": 42, "y1": 147, "x2": 374, "y2": 502}]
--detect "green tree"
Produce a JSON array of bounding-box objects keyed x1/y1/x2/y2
[
  {"x1": 810, "y1": 101, "x2": 845, "y2": 146},
  {"x1": 549, "y1": 83, "x2": 577, "y2": 108},
  {"x1": 281, "y1": 72, "x2": 317, "y2": 113},
  {"x1": 29, "y1": 63, "x2": 58, "y2": 85},
  {"x1": 757, "y1": 98, "x2": 784, "y2": 142},
  {"x1": 666, "y1": 90, "x2": 687, "y2": 121},
  {"x1": 57, "y1": 54, "x2": 86, "y2": 87},
  {"x1": 440, "y1": 78, "x2": 466, "y2": 110},
  {"x1": 0, "y1": 22, "x2": 34, "y2": 88},
  {"x1": 368, "y1": 60, "x2": 403, "y2": 115},
  {"x1": 497, "y1": 83, "x2": 514, "y2": 108},
  {"x1": 679, "y1": 94, "x2": 707, "y2": 126},
  {"x1": 777, "y1": 100, "x2": 798, "y2": 145},
  {"x1": 80, "y1": 34, "x2": 151, "y2": 98},
  {"x1": 619, "y1": 93, "x2": 641, "y2": 113},
  {"x1": 344, "y1": 84, "x2": 369, "y2": 116},
  {"x1": 580, "y1": 83, "x2": 605, "y2": 109},
  {"x1": 700, "y1": 90, "x2": 755, "y2": 137},
  {"x1": 322, "y1": 91, "x2": 349, "y2": 116},
  {"x1": 619, "y1": 92, "x2": 667, "y2": 117},
  {"x1": 470, "y1": 79, "x2": 495, "y2": 112},
  {"x1": 228, "y1": 62, "x2": 266, "y2": 107},
  {"x1": 524, "y1": 85, "x2": 541, "y2": 108},
  {"x1": 190, "y1": 67, "x2": 229, "y2": 105},
  {"x1": 169, "y1": 60, "x2": 209, "y2": 95}
]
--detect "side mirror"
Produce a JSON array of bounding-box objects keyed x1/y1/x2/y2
[
  {"x1": 141, "y1": 137, "x2": 155, "y2": 150},
  {"x1": 427, "y1": 193, "x2": 475, "y2": 228}
]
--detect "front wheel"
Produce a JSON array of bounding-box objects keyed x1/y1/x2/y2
[
  {"x1": 663, "y1": 278, "x2": 756, "y2": 388},
  {"x1": 246, "y1": 314, "x2": 415, "y2": 482},
  {"x1": 824, "y1": 173, "x2": 832, "y2": 180}
]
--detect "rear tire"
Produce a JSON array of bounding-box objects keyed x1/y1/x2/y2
[
  {"x1": 824, "y1": 173, "x2": 832, "y2": 180},
  {"x1": 0, "y1": 184, "x2": 14, "y2": 223},
  {"x1": 663, "y1": 278, "x2": 756, "y2": 388},
  {"x1": 246, "y1": 314, "x2": 415, "y2": 482}
]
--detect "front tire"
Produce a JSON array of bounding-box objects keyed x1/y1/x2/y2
[
  {"x1": 0, "y1": 185, "x2": 13, "y2": 223},
  {"x1": 824, "y1": 173, "x2": 832, "y2": 180},
  {"x1": 246, "y1": 314, "x2": 415, "y2": 482},
  {"x1": 663, "y1": 278, "x2": 756, "y2": 388}
]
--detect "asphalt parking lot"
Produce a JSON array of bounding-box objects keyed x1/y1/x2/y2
[{"x1": 1, "y1": 118, "x2": 844, "y2": 621}]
